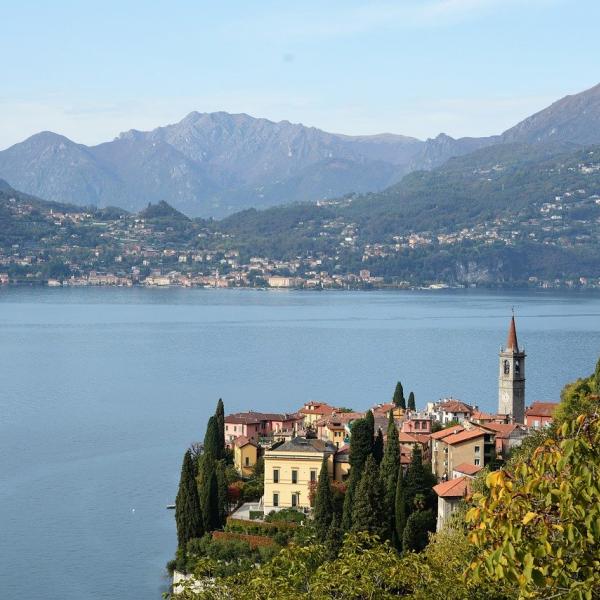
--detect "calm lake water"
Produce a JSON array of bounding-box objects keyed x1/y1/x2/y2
[{"x1": 1, "y1": 287, "x2": 600, "y2": 599}]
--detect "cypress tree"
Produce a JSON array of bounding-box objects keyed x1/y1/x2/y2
[
  {"x1": 341, "y1": 469, "x2": 358, "y2": 531},
  {"x1": 404, "y1": 445, "x2": 437, "y2": 514},
  {"x1": 381, "y1": 412, "x2": 400, "y2": 535},
  {"x1": 325, "y1": 512, "x2": 342, "y2": 560},
  {"x1": 175, "y1": 450, "x2": 204, "y2": 550},
  {"x1": 312, "y1": 457, "x2": 333, "y2": 540},
  {"x1": 351, "y1": 455, "x2": 385, "y2": 537},
  {"x1": 215, "y1": 398, "x2": 225, "y2": 455},
  {"x1": 204, "y1": 415, "x2": 221, "y2": 460},
  {"x1": 373, "y1": 428, "x2": 384, "y2": 464},
  {"x1": 394, "y1": 463, "x2": 407, "y2": 547},
  {"x1": 365, "y1": 409, "x2": 375, "y2": 446},
  {"x1": 349, "y1": 418, "x2": 373, "y2": 473},
  {"x1": 407, "y1": 391, "x2": 416, "y2": 412},
  {"x1": 402, "y1": 509, "x2": 436, "y2": 553},
  {"x1": 216, "y1": 459, "x2": 228, "y2": 526},
  {"x1": 392, "y1": 381, "x2": 406, "y2": 410},
  {"x1": 200, "y1": 457, "x2": 220, "y2": 532}
]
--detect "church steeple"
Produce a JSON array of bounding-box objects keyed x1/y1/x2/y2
[{"x1": 498, "y1": 314, "x2": 526, "y2": 423}]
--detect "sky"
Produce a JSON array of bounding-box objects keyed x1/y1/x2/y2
[{"x1": 1, "y1": 0, "x2": 599, "y2": 149}]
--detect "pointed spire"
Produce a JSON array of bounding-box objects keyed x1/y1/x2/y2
[{"x1": 506, "y1": 315, "x2": 519, "y2": 352}]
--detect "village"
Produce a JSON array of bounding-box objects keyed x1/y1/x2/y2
[{"x1": 207, "y1": 316, "x2": 556, "y2": 534}]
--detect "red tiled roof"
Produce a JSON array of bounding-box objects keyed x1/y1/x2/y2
[
  {"x1": 506, "y1": 315, "x2": 519, "y2": 352},
  {"x1": 225, "y1": 411, "x2": 301, "y2": 425},
  {"x1": 453, "y1": 462, "x2": 484, "y2": 476},
  {"x1": 299, "y1": 402, "x2": 337, "y2": 416},
  {"x1": 480, "y1": 422, "x2": 519, "y2": 438},
  {"x1": 525, "y1": 401, "x2": 559, "y2": 418},
  {"x1": 434, "y1": 475, "x2": 471, "y2": 498},
  {"x1": 233, "y1": 435, "x2": 258, "y2": 448},
  {"x1": 471, "y1": 410, "x2": 496, "y2": 421},
  {"x1": 438, "y1": 400, "x2": 473, "y2": 414},
  {"x1": 443, "y1": 427, "x2": 488, "y2": 446},
  {"x1": 398, "y1": 432, "x2": 419, "y2": 444},
  {"x1": 430, "y1": 426, "x2": 464, "y2": 440}
]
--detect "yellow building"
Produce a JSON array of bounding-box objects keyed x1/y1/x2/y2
[
  {"x1": 233, "y1": 436, "x2": 259, "y2": 478},
  {"x1": 263, "y1": 437, "x2": 337, "y2": 512}
]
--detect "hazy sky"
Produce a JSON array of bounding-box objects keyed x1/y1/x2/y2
[{"x1": 1, "y1": 0, "x2": 599, "y2": 149}]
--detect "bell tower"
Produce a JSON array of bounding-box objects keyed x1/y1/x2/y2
[{"x1": 498, "y1": 314, "x2": 526, "y2": 423}]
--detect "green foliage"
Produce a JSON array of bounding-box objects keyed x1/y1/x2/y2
[
  {"x1": 312, "y1": 458, "x2": 334, "y2": 540},
  {"x1": 402, "y1": 509, "x2": 436, "y2": 553},
  {"x1": 324, "y1": 512, "x2": 342, "y2": 561},
  {"x1": 348, "y1": 418, "x2": 373, "y2": 472},
  {"x1": 393, "y1": 381, "x2": 406, "y2": 409},
  {"x1": 264, "y1": 508, "x2": 304, "y2": 524},
  {"x1": 365, "y1": 409, "x2": 375, "y2": 446},
  {"x1": 199, "y1": 457, "x2": 220, "y2": 532},
  {"x1": 467, "y1": 411, "x2": 600, "y2": 598},
  {"x1": 175, "y1": 450, "x2": 204, "y2": 551},
  {"x1": 351, "y1": 455, "x2": 386, "y2": 538},
  {"x1": 341, "y1": 470, "x2": 358, "y2": 532},
  {"x1": 215, "y1": 460, "x2": 228, "y2": 525},
  {"x1": 215, "y1": 398, "x2": 225, "y2": 458}
]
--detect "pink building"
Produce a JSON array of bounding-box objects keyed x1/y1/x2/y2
[
  {"x1": 224, "y1": 412, "x2": 302, "y2": 445},
  {"x1": 524, "y1": 402, "x2": 559, "y2": 428},
  {"x1": 401, "y1": 414, "x2": 433, "y2": 434}
]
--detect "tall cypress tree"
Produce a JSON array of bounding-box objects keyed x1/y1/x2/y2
[
  {"x1": 351, "y1": 455, "x2": 385, "y2": 537},
  {"x1": 365, "y1": 410, "x2": 375, "y2": 446},
  {"x1": 325, "y1": 512, "x2": 342, "y2": 560},
  {"x1": 312, "y1": 457, "x2": 333, "y2": 540},
  {"x1": 200, "y1": 457, "x2": 220, "y2": 532},
  {"x1": 394, "y1": 463, "x2": 407, "y2": 548},
  {"x1": 381, "y1": 412, "x2": 400, "y2": 535},
  {"x1": 392, "y1": 381, "x2": 406, "y2": 410},
  {"x1": 407, "y1": 392, "x2": 416, "y2": 412},
  {"x1": 204, "y1": 415, "x2": 221, "y2": 460},
  {"x1": 175, "y1": 450, "x2": 204, "y2": 550},
  {"x1": 215, "y1": 398, "x2": 225, "y2": 455},
  {"x1": 341, "y1": 469, "x2": 358, "y2": 531},
  {"x1": 349, "y1": 418, "x2": 373, "y2": 472},
  {"x1": 373, "y1": 428, "x2": 384, "y2": 464},
  {"x1": 402, "y1": 509, "x2": 436, "y2": 553},
  {"x1": 404, "y1": 444, "x2": 437, "y2": 514},
  {"x1": 216, "y1": 459, "x2": 228, "y2": 526}
]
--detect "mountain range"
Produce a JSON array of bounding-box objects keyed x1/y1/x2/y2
[{"x1": 0, "y1": 82, "x2": 599, "y2": 217}]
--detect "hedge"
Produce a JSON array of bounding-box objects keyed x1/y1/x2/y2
[
  {"x1": 212, "y1": 531, "x2": 275, "y2": 549},
  {"x1": 225, "y1": 517, "x2": 298, "y2": 537}
]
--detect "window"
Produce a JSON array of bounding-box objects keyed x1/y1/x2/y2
[
  {"x1": 291, "y1": 493, "x2": 298, "y2": 507},
  {"x1": 245, "y1": 456, "x2": 249, "y2": 467},
  {"x1": 474, "y1": 445, "x2": 480, "y2": 453},
  {"x1": 273, "y1": 493, "x2": 279, "y2": 507},
  {"x1": 292, "y1": 469, "x2": 298, "y2": 484},
  {"x1": 504, "y1": 360, "x2": 510, "y2": 375},
  {"x1": 273, "y1": 469, "x2": 279, "y2": 483},
  {"x1": 474, "y1": 458, "x2": 480, "y2": 466},
  {"x1": 310, "y1": 470, "x2": 317, "y2": 482}
]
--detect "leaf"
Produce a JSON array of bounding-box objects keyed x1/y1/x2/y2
[{"x1": 522, "y1": 511, "x2": 537, "y2": 525}]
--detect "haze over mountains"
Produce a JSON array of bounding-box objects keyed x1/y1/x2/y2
[{"x1": 1, "y1": 82, "x2": 599, "y2": 217}]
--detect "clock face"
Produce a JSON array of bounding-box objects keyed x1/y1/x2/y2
[{"x1": 502, "y1": 391, "x2": 509, "y2": 402}]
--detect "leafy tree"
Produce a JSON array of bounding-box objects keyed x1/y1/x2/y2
[
  {"x1": 203, "y1": 416, "x2": 221, "y2": 461},
  {"x1": 467, "y1": 410, "x2": 600, "y2": 598},
  {"x1": 175, "y1": 449, "x2": 204, "y2": 550},
  {"x1": 393, "y1": 381, "x2": 406, "y2": 409},
  {"x1": 402, "y1": 509, "x2": 436, "y2": 553},
  {"x1": 351, "y1": 455, "x2": 385, "y2": 537},
  {"x1": 404, "y1": 445, "x2": 437, "y2": 514},
  {"x1": 394, "y1": 464, "x2": 407, "y2": 547},
  {"x1": 312, "y1": 458, "x2": 334, "y2": 540},
  {"x1": 373, "y1": 428, "x2": 384, "y2": 464},
  {"x1": 407, "y1": 391, "x2": 416, "y2": 411}
]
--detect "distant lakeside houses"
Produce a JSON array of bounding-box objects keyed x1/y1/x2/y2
[{"x1": 222, "y1": 317, "x2": 560, "y2": 531}]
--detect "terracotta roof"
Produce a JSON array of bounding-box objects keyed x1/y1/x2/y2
[
  {"x1": 443, "y1": 427, "x2": 489, "y2": 446},
  {"x1": 434, "y1": 475, "x2": 471, "y2": 498},
  {"x1": 525, "y1": 401, "x2": 559, "y2": 418},
  {"x1": 430, "y1": 426, "x2": 465, "y2": 440},
  {"x1": 506, "y1": 315, "x2": 519, "y2": 352},
  {"x1": 437, "y1": 399, "x2": 474, "y2": 414},
  {"x1": 233, "y1": 435, "x2": 258, "y2": 448},
  {"x1": 453, "y1": 462, "x2": 484, "y2": 476},
  {"x1": 299, "y1": 402, "x2": 337, "y2": 416},
  {"x1": 471, "y1": 410, "x2": 496, "y2": 421},
  {"x1": 398, "y1": 432, "x2": 419, "y2": 444},
  {"x1": 479, "y1": 422, "x2": 520, "y2": 438},
  {"x1": 372, "y1": 402, "x2": 395, "y2": 415}
]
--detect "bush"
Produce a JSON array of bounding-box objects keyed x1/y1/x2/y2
[
  {"x1": 264, "y1": 508, "x2": 304, "y2": 524},
  {"x1": 249, "y1": 510, "x2": 264, "y2": 520}
]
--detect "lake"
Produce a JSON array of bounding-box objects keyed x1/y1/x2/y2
[{"x1": 1, "y1": 287, "x2": 599, "y2": 599}]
